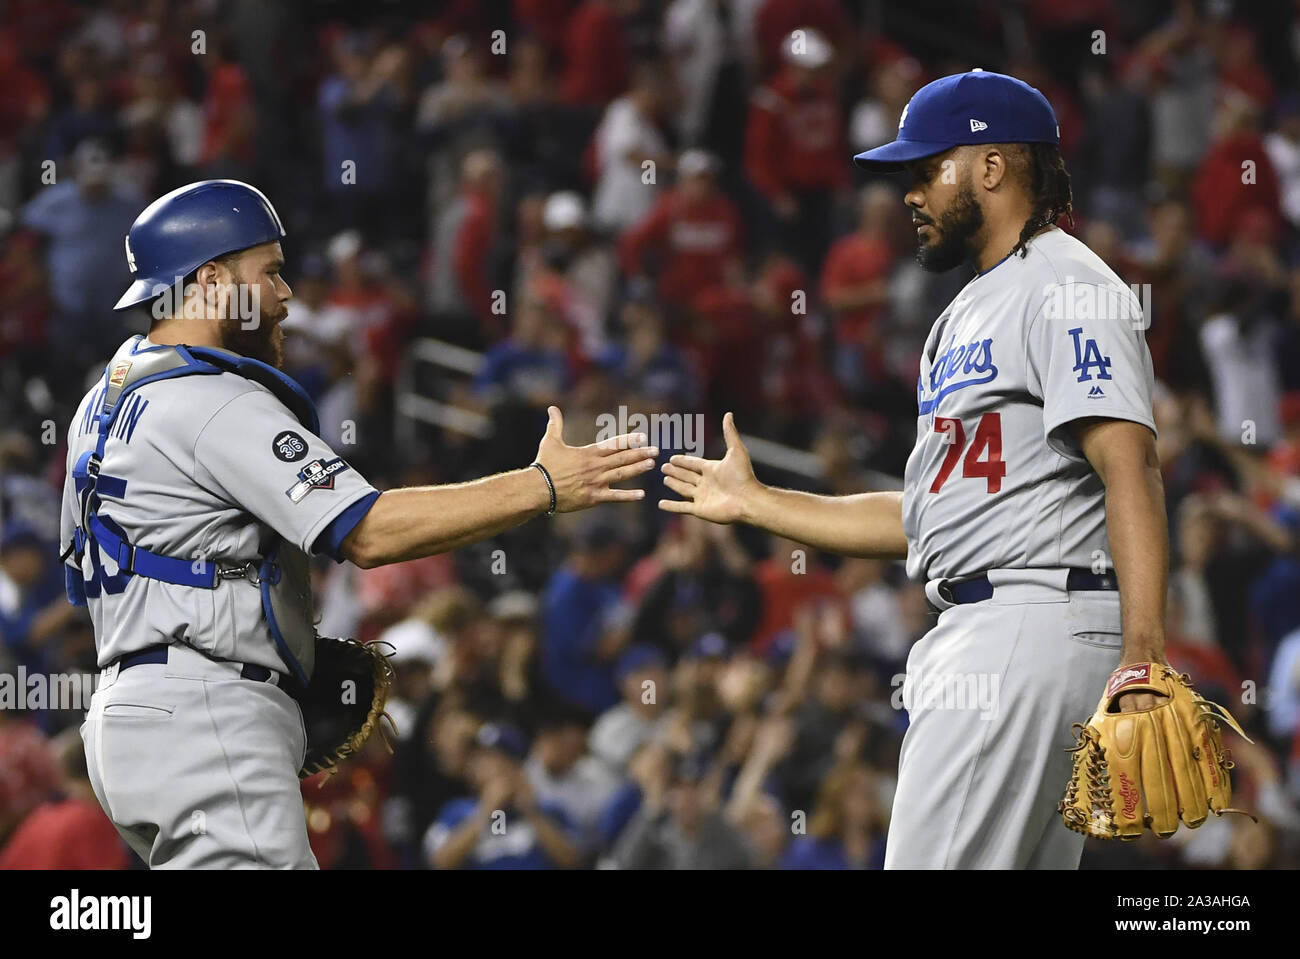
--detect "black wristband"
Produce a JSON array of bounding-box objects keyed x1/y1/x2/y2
[{"x1": 530, "y1": 462, "x2": 557, "y2": 516}]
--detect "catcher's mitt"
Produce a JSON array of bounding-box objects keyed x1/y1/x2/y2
[
  {"x1": 1059, "y1": 662, "x2": 1253, "y2": 840},
  {"x1": 295, "y1": 636, "x2": 396, "y2": 780}
]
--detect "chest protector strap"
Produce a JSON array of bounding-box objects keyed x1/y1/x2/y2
[{"x1": 64, "y1": 336, "x2": 320, "y2": 684}]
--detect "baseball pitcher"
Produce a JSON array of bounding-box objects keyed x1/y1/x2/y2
[
  {"x1": 661, "y1": 71, "x2": 1245, "y2": 868},
  {"x1": 62, "y1": 180, "x2": 658, "y2": 868}
]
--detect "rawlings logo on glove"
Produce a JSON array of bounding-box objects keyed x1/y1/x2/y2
[
  {"x1": 1105, "y1": 663, "x2": 1151, "y2": 698},
  {"x1": 1059, "y1": 662, "x2": 1254, "y2": 840}
]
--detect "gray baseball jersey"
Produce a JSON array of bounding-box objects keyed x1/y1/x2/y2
[
  {"x1": 901, "y1": 228, "x2": 1156, "y2": 582},
  {"x1": 60, "y1": 336, "x2": 378, "y2": 672}
]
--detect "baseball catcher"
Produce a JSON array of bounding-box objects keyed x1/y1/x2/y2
[{"x1": 64, "y1": 180, "x2": 659, "y2": 868}]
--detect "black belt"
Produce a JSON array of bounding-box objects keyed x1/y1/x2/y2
[
  {"x1": 937, "y1": 568, "x2": 1118, "y2": 606},
  {"x1": 115, "y1": 644, "x2": 282, "y2": 683}
]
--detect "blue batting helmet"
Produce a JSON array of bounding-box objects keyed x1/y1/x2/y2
[{"x1": 114, "y1": 179, "x2": 286, "y2": 311}]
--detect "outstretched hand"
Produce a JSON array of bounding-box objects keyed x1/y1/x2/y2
[
  {"x1": 658, "y1": 412, "x2": 759, "y2": 525},
  {"x1": 534, "y1": 406, "x2": 658, "y2": 513}
]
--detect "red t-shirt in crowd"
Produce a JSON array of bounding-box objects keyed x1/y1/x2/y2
[
  {"x1": 1164, "y1": 640, "x2": 1243, "y2": 701},
  {"x1": 302, "y1": 762, "x2": 395, "y2": 869},
  {"x1": 0, "y1": 721, "x2": 58, "y2": 828},
  {"x1": 753, "y1": 0, "x2": 850, "y2": 76},
  {"x1": 750, "y1": 559, "x2": 845, "y2": 654},
  {"x1": 514, "y1": 0, "x2": 576, "y2": 52},
  {"x1": 356, "y1": 554, "x2": 458, "y2": 643},
  {"x1": 1, "y1": 1, "x2": 82, "y2": 61},
  {"x1": 0, "y1": 35, "x2": 49, "y2": 152},
  {"x1": 1192, "y1": 132, "x2": 1280, "y2": 246},
  {"x1": 1217, "y1": 24, "x2": 1275, "y2": 107},
  {"x1": 0, "y1": 798, "x2": 131, "y2": 869},
  {"x1": 560, "y1": 1, "x2": 629, "y2": 107},
  {"x1": 745, "y1": 71, "x2": 849, "y2": 201},
  {"x1": 201, "y1": 61, "x2": 255, "y2": 166},
  {"x1": 620, "y1": 188, "x2": 745, "y2": 308},
  {"x1": 446, "y1": 188, "x2": 498, "y2": 328},
  {"x1": 685, "y1": 282, "x2": 764, "y2": 413},
  {"x1": 820, "y1": 232, "x2": 895, "y2": 348}
]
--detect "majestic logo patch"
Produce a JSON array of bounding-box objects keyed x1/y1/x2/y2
[
  {"x1": 272, "y1": 430, "x2": 308, "y2": 462},
  {"x1": 1088, "y1": 384, "x2": 1105, "y2": 398},
  {"x1": 285, "y1": 457, "x2": 349, "y2": 503},
  {"x1": 109, "y1": 361, "x2": 132, "y2": 389},
  {"x1": 1068, "y1": 327, "x2": 1113, "y2": 382}
]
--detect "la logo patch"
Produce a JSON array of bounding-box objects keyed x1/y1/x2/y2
[{"x1": 1068, "y1": 327, "x2": 1112, "y2": 383}]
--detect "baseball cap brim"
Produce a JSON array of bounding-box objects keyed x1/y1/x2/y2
[
  {"x1": 114, "y1": 278, "x2": 162, "y2": 311},
  {"x1": 853, "y1": 139, "x2": 957, "y2": 170}
]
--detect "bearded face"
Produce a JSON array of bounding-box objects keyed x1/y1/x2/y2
[
  {"x1": 904, "y1": 150, "x2": 991, "y2": 274},
  {"x1": 913, "y1": 179, "x2": 986, "y2": 274},
  {"x1": 219, "y1": 311, "x2": 285, "y2": 368},
  {"x1": 213, "y1": 243, "x2": 291, "y2": 368}
]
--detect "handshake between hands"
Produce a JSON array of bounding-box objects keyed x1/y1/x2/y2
[{"x1": 534, "y1": 407, "x2": 754, "y2": 525}]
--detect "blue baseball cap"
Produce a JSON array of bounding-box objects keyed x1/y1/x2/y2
[
  {"x1": 475, "y1": 722, "x2": 530, "y2": 760},
  {"x1": 615, "y1": 644, "x2": 666, "y2": 683},
  {"x1": 0, "y1": 521, "x2": 42, "y2": 554},
  {"x1": 853, "y1": 70, "x2": 1059, "y2": 171},
  {"x1": 684, "y1": 632, "x2": 730, "y2": 662}
]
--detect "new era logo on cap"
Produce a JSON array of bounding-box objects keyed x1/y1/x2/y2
[{"x1": 853, "y1": 70, "x2": 1060, "y2": 170}]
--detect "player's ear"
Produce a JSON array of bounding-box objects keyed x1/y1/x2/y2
[
  {"x1": 194, "y1": 259, "x2": 221, "y2": 290},
  {"x1": 194, "y1": 256, "x2": 237, "y2": 315},
  {"x1": 199, "y1": 252, "x2": 241, "y2": 288},
  {"x1": 196, "y1": 258, "x2": 238, "y2": 299},
  {"x1": 980, "y1": 147, "x2": 1009, "y2": 191}
]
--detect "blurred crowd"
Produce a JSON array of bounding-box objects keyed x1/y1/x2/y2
[{"x1": 3, "y1": 0, "x2": 1300, "y2": 869}]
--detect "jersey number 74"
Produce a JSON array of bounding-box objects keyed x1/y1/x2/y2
[{"x1": 929, "y1": 413, "x2": 1006, "y2": 493}]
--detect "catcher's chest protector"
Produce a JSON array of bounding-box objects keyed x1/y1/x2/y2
[{"x1": 65, "y1": 335, "x2": 320, "y2": 684}]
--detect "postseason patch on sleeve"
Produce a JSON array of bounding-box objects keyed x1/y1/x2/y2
[{"x1": 285, "y1": 457, "x2": 351, "y2": 503}]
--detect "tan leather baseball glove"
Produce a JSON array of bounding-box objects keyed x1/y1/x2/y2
[{"x1": 1059, "y1": 662, "x2": 1253, "y2": 840}]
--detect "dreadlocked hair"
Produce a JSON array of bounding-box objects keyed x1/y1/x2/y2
[{"x1": 1009, "y1": 142, "x2": 1074, "y2": 258}]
